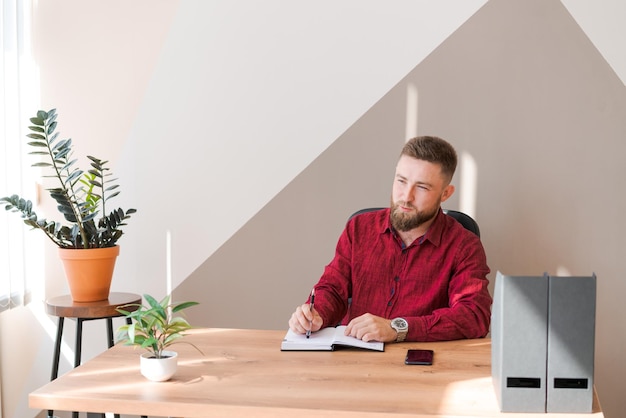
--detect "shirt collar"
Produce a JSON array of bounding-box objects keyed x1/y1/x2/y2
[
  {"x1": 382, "y1": 208, "x2": 446, "y2": 247},
  {"x1": 424, "y1": 209, "x2": 445, "y2": 247}
]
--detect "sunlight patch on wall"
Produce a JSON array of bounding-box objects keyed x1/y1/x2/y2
[
  {"x1": 459, "y1": 151, "x2": 478, "y2": 219},
  {"x1": 166, "y1": 230, "x2": 173, "y2": 296},
  {"x1": 30, "y1": 301, "x2": 74, "y2": 366},
  {"x1": 405, "y1": 82, "x2": 419, "y2": 141},
  {"x1": 556, "y1": 265, "x2": 572, "y2": 276}
]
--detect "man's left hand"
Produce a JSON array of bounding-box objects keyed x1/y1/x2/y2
[{"x1": 344, "y1": 313, "x2": 398, "y2": 343}]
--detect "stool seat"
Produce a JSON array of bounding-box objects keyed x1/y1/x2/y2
[
  {"x1": 46, "y1": 292, "x2": 142, "y2": 418},
  {"x1": 46, "y1": 292, "x2": 142, "y2": 319}
]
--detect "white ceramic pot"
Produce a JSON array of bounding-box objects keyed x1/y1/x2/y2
[{"x1": 140, "y1": 350, "x2": 178, "y2": 382}]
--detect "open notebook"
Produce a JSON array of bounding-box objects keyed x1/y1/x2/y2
[{"x1": 281, "y1": 325, "x2": 384, "y2": 351}]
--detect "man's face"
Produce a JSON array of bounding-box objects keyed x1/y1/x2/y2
[{"x1": 390, "y1": 155, "x2": 453, "y2": 232}]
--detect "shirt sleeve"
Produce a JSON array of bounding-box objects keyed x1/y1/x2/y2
[
  {"x1": 311, "y1": 226, "x2": 354, "y2": 329},
  {"x1": 408, "y1": 231, "x2": 492, "y2": 341}
]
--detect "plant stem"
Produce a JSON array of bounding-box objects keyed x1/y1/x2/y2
[{"x1": 43, "y1": 116, "x2": 88, "y2": 248}]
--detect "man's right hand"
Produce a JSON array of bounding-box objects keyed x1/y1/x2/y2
[{"x1": 288, "y1": 303, "x2": 324, "y2": 335}]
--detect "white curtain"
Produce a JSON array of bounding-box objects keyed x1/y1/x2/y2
[{"x1": 1, "y1": 0, "x2": 37, "y2": 314}]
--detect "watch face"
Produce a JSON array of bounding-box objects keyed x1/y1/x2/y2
[{"x1": 392, "y1": 318, "x2": 407, "y2": 329}]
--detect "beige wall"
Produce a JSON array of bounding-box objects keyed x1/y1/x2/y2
[{"x1": 1, "y1": 1, "x2": 625, "y2": 417}]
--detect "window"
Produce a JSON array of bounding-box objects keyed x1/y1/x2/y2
[{"x1": 1, "y1": 0, "x2": 38, "y2": 312}]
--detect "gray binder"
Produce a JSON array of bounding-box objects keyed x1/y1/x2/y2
[
  {"x1": 546, "y1": 274, "x2": 596, "y2": 413},
  {"x1": 491, "y1": 272, "x2": 549, "y2": 412}
]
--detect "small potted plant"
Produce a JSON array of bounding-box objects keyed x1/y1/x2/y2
[
  {"x1": 116, "y1": 294, "x2": 202, "y2": 382},
  {"x1": 0, "y1": 109, "x2": 136, "y2": 301}
]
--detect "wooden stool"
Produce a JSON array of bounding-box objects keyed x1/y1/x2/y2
[{"x1": 46, "y1": 292, "x2": 142, "y2": 418}]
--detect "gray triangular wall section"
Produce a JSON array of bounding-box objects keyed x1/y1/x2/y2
[{"x1": 174, "y1": 0, "x2": 625, "y2": 331}]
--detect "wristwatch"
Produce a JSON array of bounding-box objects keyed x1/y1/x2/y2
[{"x1": 390, "y1": 317, "x2": 408, "y2": 342}]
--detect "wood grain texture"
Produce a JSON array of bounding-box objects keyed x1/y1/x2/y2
[
  {"x1": 29, "y1": 328, "x2": 603, "y2": 417},
  {"x1": 45, "y1": 292, "x2": 142, "y2": 318}
]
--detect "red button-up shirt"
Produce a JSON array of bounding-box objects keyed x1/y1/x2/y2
[{"x1": 313, "y1": 208, "x2": 492, "y2": 341}]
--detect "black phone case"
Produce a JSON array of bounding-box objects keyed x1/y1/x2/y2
[{"x1": 405, "y1": 349, "x2": 434, "y2": 365}]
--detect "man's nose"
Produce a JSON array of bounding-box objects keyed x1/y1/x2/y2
[{"x1": 404, "y1": 187, "x2": 416, "y2": 203}]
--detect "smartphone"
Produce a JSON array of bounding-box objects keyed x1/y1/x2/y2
[{"x1": 405, "y1": 349, "x2": 434, "y2": 365}]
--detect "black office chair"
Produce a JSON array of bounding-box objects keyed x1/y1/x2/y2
[
  {"x1": 348, "y1": 207, "x2": 480, "y2": 238},
  {"x1": 443, "y1": 209, "x2": 480, "y2": 237}
]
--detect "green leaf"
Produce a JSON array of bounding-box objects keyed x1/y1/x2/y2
[
  {"x1": 56, "y1": 204, "x2": 74, "y2": 215},
  {"x1": 88, "y1": 169, "x2": 102, "y2": 178},
  {"x1": 61, "y1": 159, "x2": 78, "y2": 172},
  {"x1": 51, "y1": 138, "x2": 69, "y2": 152},
  {"x1": 127, "y1": 323, "x2": 137, "y2": 342},
  {"x1": 145, "y1": 294, "x2": 162, "y2": 310},
  {"x1": 30, "y1": 116, "x2": 44, "y2": 126},
  {"x1": 163, "y1": 333, "x2": 184, "y2": 346},
  {"x1": 54, "y1": 148, "x2": 71, "y2": 160},
  {"x1": 66, "y1": 170, "x2": 83, "y2": 184},
  {"x1": 26, "y1": 133, "x2": 46, "y2": 141},
  {"x1": 172, "y1": 301, "x2": 199, "y2": 313},
  {"x1": 82, "y1": 212, "x2": 97, "y2": 222},
  {"x1": 27, "y1": 140, "x2": 47, "y2": 146}
]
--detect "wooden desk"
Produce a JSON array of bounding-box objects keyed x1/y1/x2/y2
[{"x1": 29, "y1": 329, "x2": 603, "y2": 418}]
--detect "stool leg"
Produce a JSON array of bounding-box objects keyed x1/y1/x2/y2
[
  {"x1": 72, "y1": 319, "x2": 84, "y2": 418},
  {"x1": 106, "y1": 317, "x2": 114, "y2": 348},
  {"x1": 49, "y1": 316, "x2": 65, "y2": 418},
  {"x1": 74, "y1": 318, "x2": 84, "y2": 368},
  {"x1": 50, "y1": 317, "x2": 64, "y2": 380}
]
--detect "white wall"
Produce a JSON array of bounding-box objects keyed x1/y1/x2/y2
[{"x1": 1, "y1": 1, "x2": 625, "y2": 417}]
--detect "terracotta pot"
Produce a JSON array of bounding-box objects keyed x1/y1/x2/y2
[
  {"x1": 58, "y1": 246, "x2": 120, "y2": 302},
  {"x1": 140, "y1": 351, "x2": 178, "y2": 382}
]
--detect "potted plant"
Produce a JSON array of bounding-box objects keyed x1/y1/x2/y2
[
  {"x1": 0, "y1": 109, "x2": 136, "y2": 301},
  {"x1": 116, "y1": 294, "x2": 202, "y2": 382}
]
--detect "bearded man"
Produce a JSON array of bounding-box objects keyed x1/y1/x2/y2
[{"x1": 288, "y1": 136, "x2": 492, "y2": 343}]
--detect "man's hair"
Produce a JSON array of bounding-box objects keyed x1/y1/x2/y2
[{"x1": 400, "y1": 136, "x2": 458, "y2": 183}]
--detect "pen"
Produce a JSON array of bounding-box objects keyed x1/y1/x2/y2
[{"x1": 306, "y1": 288, "x2": 315, "y2": 338}]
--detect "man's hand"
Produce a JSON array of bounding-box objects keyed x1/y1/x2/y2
[
  {"x1": 344, "y1": 313, "x2": 398, "y2": 343},
  {"x1": 288, "y1": 303, "x2": 324, "y2": 335}
]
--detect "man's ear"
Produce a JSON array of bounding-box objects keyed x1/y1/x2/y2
[{"x1": 441, "y1": 184, "x2": 455, "y2": 202}]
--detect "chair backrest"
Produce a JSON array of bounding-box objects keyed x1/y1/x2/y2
[
  {"x1": 348, "y1": 207, "x2": 480, "y2": 238},
  {"x1": 443, "y1": 209, "x2": 480, "y2": 238}
]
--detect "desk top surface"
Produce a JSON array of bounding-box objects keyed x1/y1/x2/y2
[{"x1": 29, "y1": 328, "x2": 603, "y2": 418}]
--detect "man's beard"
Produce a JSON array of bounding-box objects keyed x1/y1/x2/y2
[{"x1": 389, "y1": 199, "x2": 439, "y2": 232}]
